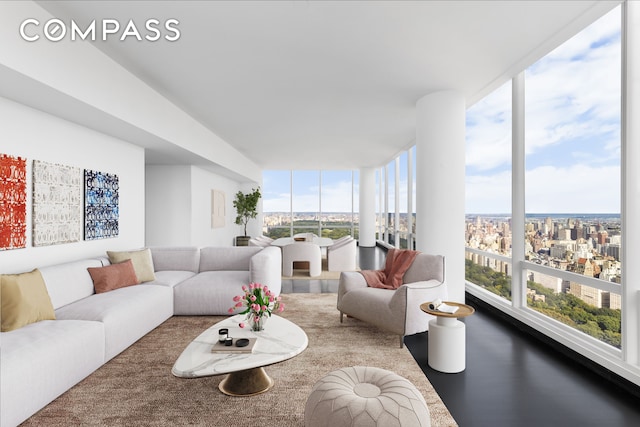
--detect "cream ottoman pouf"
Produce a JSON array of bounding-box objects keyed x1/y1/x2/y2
[{"x1": 304, "y1": 366, "x2": 430, "y2": 427}]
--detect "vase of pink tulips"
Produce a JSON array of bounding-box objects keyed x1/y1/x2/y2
[{"x1": 229, "y1": 283, "x2": 284, "y2": 332}]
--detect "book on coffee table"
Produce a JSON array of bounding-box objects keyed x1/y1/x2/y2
[{"x1": 211, "y1": 338, "x2": 257, "y2": 354}]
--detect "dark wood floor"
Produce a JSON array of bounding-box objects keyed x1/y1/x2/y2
[
  {"x1": 405, "y1": 303, "x2": 640, "y2": 427},
  {"x1": 283, "y1": 245, "x2": 640, "y2": 426}
]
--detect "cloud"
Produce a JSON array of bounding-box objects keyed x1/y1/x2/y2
[
  {"x1": 525, "y1": 164, "x2": 620, "y2": 213},
  {"x1": 466, "y1": 170, "x2": 512, "y2": 214},
  {"x1": 263, "y1": 172, "x2": 359, "y2": 212},
  {"x1": 524, "y1": 7, "x2": 621, "y2": 158},
  {"x1": 466, "y1": 81, "x2": 512, "y2": 172},
  {"x1": 466, "y1": 6, "x2": 621, "y2": 215},
  {"x1": 466, "y1": 163, "x2": 620, "y2": 214}
]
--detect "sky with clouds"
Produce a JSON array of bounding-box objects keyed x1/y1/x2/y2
[
  {"x1": 466, "y1": 5, "x2": 621, "y2": 214},
  {"x1": 262, "y1": 169, "x2": 360, "y2": 213},
  {"x1": 264, "y1": 5, "x2": 621, "y2": 215}
]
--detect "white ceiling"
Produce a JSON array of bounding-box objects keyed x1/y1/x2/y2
[{"x1": 36, "y1": 0, "x2": 619, "y2": 171}]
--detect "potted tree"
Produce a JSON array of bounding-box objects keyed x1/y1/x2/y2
[{"x1": 233, "y1": 187, "x2": 261, "y2": 246}]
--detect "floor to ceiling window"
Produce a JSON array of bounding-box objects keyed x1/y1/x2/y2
[
  {"x1": 386, "y1": 159, "x2": 397, "y2": 246},
  {"x1": 375, "y1": 148, "x2": 415, "y2": 249},
  {"x1": 523, "y1": 5, "x2": 622, "y2": 348},
  {"x1": 466, "y1": 5, "x2": 622, "y2": 351},
  {"x1": 262, "y1": 170, "x2": 291, "y2": 238},
  {"x1": 464, "y1": 81, "x2": 513, "y2": 302},
  {"x1": 262, "y1": 170, "x2": 358, "y2": 239},
  {"x1": 320, "y1": 170, "x2": 359, "y2": 239},
  {"x1": 292, "y1": 170, "x2": 320, "y2": 236}
]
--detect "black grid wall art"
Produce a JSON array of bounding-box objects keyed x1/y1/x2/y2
[{"x1": 84, "y1": 169, "x2": 119, "y2": 240}]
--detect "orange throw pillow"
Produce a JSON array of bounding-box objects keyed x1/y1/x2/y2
[{"x1": 88, "y1": 259, "x2": 140, "y2": 294}]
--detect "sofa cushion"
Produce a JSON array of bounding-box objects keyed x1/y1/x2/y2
[
  {"x1": 39, "y1": 259, "x2": 104, "y2": 310},
  {"x1": 199, "y1": 247, "x2": 262, "y2": 272},
  {"x1": 150, "y1": 247, "x2": 199, "y2": 272},
  {"x1": 55, "y1": 284, "x2": 173, "y2": 361},
  {"x1": 173, "y1": 270, "x2": 251, "y2": 315},
  {"x1": 88, "y1": 259, "x2": 139, "y2": 294},
  {"x1": 0, "y1": 319, "x2": 105, "y2": 427},
  {"x1": 107, "y1": 248, "x2": 156, "y2": 282},
  {"x1": 148, "y1": 270, "x2": 197, "y2": 288},
  {"x1": 1, "y1": 269, "x2": 56, "y2": 332}
]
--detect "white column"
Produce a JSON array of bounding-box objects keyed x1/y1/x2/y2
[
  {"x1": 622, "y1": 0, "x2": 640, "y2": 366},
  {"x1": 359, "y1": 167, "x2": 377, "y2": 247},
  {"x1": 416, "y1": 90, "x2": 466, "y2": 302}
]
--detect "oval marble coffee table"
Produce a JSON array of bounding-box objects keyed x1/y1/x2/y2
[{"x1": 172, "y1": 314, "x2": 308, "y2": 396}]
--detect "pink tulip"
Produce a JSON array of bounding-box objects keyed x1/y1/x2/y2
[
  {"x1": 233, "y1": 295, "x2": 241, "y2": 302},
  {"x1": 250, "y1": 295, "x2": 257, "y2": 302},
  {"x1": 235, "y1": 302, "x2": 243, "y2": 308},
  {"x1": 261, "y1": 305, "x2": 267, "y2": 311},
  {"x1": 269, "y1": 296, "x2": 275, "y2": 302},
  {"x1": 228, "y1": 308, "x2": 234, "y2": 314},
  {"x1": 242, "y1": 285, "x2": 248, "y2": 292},
  {"x1": 239, "y1": 322, "x2": 245, "y2": 328},
  {"x1": 263, "y1": 286, "x2": 269, "y2": 293}
]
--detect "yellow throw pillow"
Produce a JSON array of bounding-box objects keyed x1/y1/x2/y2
[
  {"x1": 1, "y1": 269, "x2": 56, "y2": 332},
  {"x1": 106, "y1": 248, "x2": 156, "y2": 282}
]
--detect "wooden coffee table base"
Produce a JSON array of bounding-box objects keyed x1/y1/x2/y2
[{"x1": 218, "y1": 367, "x2": 274, "y2": 396}]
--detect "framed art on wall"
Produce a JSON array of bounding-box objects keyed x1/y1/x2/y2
[
  {"x1": 211, "y1": 189, "x2": 225, "y2": 229},
  {"x1": 0, "y1": 153, "x2": 27, "y2": 250},
  {"x1": 32, "y1": 160, "x2": 83, "y2": 247},
  {"x1": 84, "y1": 169, "x2": 119, "y2": 240}
]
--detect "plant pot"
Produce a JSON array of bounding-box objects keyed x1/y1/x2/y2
[{"x1": 235, "y1": 236, "x2": 250, "y2": 246}]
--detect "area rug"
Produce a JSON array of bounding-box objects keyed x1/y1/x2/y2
[{"x1": 22, "y1": 293, "x2": 457, "y2": 427}]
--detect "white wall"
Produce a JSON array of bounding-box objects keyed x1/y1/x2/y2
[
  {"x1": 0, "y1": 96, "x2": 145, "y2": 273},
  {"x1": 0, "y1": 0, "x2": 262, "y2": 184},
  {"x1": 146, "y1": 165, "x2": 259, "y2": 247},
  {"x1": 145, "y1": 166, "x2": 192, "y2": 246}
]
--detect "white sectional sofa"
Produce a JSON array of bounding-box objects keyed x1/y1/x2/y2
[{"x1": 0, "y1": 245, "x2": 282, "y2": 427}]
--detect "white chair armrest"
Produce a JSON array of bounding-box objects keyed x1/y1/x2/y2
[
  {"x1": 337, "y1": 271, "x2": 367, "y2": 303},
  {"x1": 328, "y1": 237, "x2": 354, "y2": 251},
  {"x1": 390, "y1": 280, "x2": 448, "y2": 336}
]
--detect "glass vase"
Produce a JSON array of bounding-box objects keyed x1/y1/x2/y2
[{"x1": 247, "y1": 313, "x2": 268, "y2": 331}]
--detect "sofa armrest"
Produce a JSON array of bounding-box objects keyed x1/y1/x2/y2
[{"x1": 250, "y1": 246, "x2": 282, "y2": 295}]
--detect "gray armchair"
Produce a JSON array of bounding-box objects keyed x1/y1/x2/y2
[{"x1": 337, "y1": 253, "x2": 446, "y2": 347}]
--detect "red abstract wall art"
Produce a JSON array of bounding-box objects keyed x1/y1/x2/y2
[{"x1": 0, "y1": 154, "x2": 27, "y2": 250}]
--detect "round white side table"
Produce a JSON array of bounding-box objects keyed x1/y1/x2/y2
[{"x1": 420, "y1": 301, "x2": 475, "y2": 373}]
